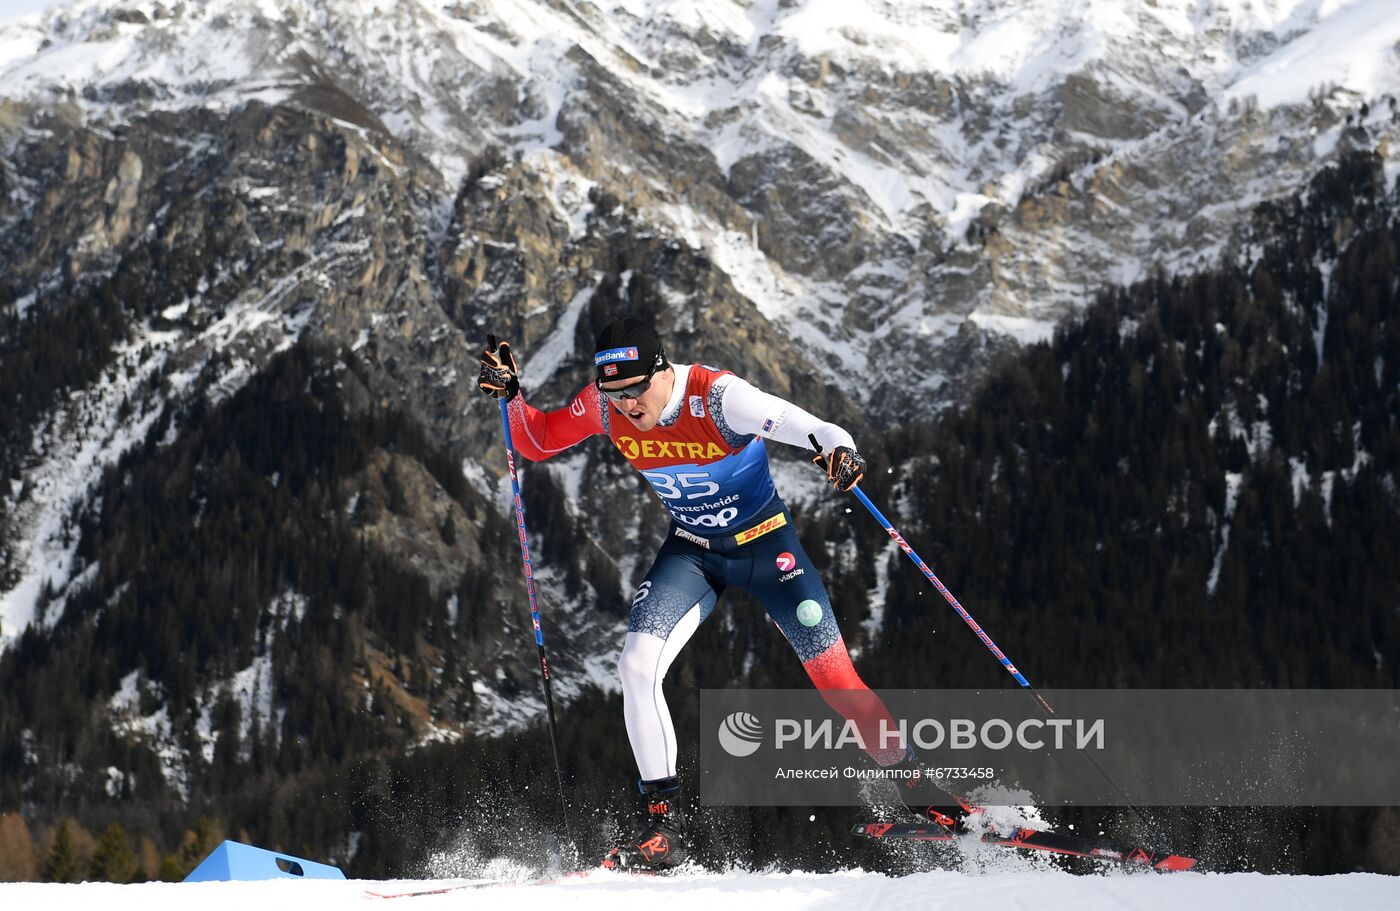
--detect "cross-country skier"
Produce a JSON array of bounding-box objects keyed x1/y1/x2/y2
[{"x1": 478, "y1": 318, "x2": 954, "y2": 869}]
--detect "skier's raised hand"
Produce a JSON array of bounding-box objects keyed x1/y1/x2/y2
[
  {"x1": 809, "y1": 434, "x2": 866, "y2": 492},
  {"x1": 478, "y1": 334, "x2": 519, "y2": 401}
]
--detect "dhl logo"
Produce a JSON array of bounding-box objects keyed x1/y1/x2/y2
[{"x1": 735, "y1": 512, "x2": 788, "y2": 544}]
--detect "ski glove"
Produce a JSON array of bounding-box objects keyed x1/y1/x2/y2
[
  {"x1": 811, "y1": 442, "x2": 866, "y2": 492},
  {"x1": 478, "y1": 334, "x2": 519, "y2": 401}
]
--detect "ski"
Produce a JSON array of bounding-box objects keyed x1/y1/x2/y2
[
  {"x1": 364, "y1": 870, "x2": 592, "y2": 898},
  {"x1": 365, "y1": 880, "x2": 509, "y2": 899},
  {"x1": 852, "y1": 821, "x2": 1198, "y2": 871}
]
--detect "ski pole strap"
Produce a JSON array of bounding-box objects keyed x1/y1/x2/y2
[{"x1": 849, "y1": 484, "x2": 1032, "y2": 689}]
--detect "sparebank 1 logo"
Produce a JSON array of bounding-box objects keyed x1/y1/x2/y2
[{"x1": 717, "y1": 712, "x2": 764, "y2": 758}]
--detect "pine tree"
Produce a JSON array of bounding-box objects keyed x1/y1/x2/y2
[
  {"x1": 41, "y1": 820, "x2": 79, "y2": 883},
  {"x1": 160, "y1": 817, "x2": 218, "y2": 882},
  {"x1": 157, "y1": 852, "x2": 185, "y2": 883},
  {"x1": 89, "y1": 822, "x2": 135, "y2": 883}
]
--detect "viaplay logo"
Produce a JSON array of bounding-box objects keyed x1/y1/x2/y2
[
  {"x1": 776, "y1": 552, "x2": 805, "y2": 582},
  {"x1": 717, "y1": 712, "x2": 764, "y2": 757}
]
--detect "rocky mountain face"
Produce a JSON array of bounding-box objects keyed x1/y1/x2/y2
[{"x1": 0, "y1": 0, "x2": 1398, "y2": 822}]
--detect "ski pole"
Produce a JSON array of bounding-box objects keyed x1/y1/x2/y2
[
  {"x1": 812, "y1": 436, "x2": 1153, "y2": 827},
  {"x1": 498, "y1": 394, "x2": 572, "y2": 843},
  {"x1": 847, "y1": 483, "x2": 1048, "y2": 708}
]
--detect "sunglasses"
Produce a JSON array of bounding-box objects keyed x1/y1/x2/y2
[{"x1": 597, "y1": 357, "x2": 663, "y2": 402}]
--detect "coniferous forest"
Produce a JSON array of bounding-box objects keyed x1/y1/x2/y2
[{"x1": 1, "y1": 150, "x2": 1397, "y2": 879}]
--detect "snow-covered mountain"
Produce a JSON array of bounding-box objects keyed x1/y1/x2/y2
[
  {"x1": 1, "y1": 0, "x2": 1399, "y2": 804},
  {"x1": 4, "y1": 1, "x2": 1399, "y2": 388}
]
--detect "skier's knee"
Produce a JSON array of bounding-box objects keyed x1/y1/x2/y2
[{"x1": 618, "y1": 641, "x2": 658, "y2": 695}]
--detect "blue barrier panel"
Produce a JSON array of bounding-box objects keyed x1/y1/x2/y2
[{"x1": 184, "y1": 840, "x2": 346, "y2": 882}]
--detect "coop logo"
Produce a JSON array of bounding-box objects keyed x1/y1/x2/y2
[
  {"x1": 676, "y1": 507, "x2": 739, "y2": 528},
  {"x1": 777, "y1": 552, "x2": 805, "y2": 582},
  {"x1": 718, "y1": 712, "x2": 764, "y2": 758}
]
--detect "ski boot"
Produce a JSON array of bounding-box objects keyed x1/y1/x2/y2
[
  {"x1": 888, "y1": 753, "x2": 973, "y2": 832},
  {"x1": 602, "y1": 776, "x2": 688, "y2": 871}
]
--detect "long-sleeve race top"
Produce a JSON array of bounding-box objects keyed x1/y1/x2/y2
[{"x1": 507, "y1": 363, "x2": 856, "y2": 535}]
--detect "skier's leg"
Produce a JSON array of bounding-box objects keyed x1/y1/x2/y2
[
  {"x1": 736, "y1": 524, "x2": 905, "y2": 764},
  {"x1": 620, "y1": 539, "x2": 720, "y2": 781},
  {"x1": 606, "y1": 538, "x2": 719, "y2": 869},
  {"x1": 742, "y1": 526, "x2": 968, "y2": 822}
]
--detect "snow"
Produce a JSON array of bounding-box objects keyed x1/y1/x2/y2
[
  {"x1": 1206, "y1": 471, "x2": 1244, "y2": 597},
  {"x1": 105, "y1": 587, "x2": 304, "y2": 789},
  {"x1": 0, "y1": 1, "x2": 65, "y2": 28},
  {"x1": 1288, "y1": 456, "x2": 1311, "y2": 505},
  {"x1": 656, "y1": 210, "x2": 865, "y2": 379},
  {"x1": 766, "y1": 455, "x2": 828, "y2": 510},
  {"x1": 0, "y1": 0, "x2": 1395, "y2": 420},
  {"x1": 521, "y1": 282, "x2": 599, "y2": 388},
  {"x1": 1225, "y1": 0, "x2": 1400, "y2": 109},
  {"x1": 0, "y1": 321, "x2": 180, "y2": 650},
  {"x1": 109, "y1": 668, "x2": 142, "y2": 712},
  {"x1": 861, "y1": 549, "x2": 891, "y2": 644},
  {"x1": 1313, "y1": 259, "x2": 1332, "y2": 364},
  {"x1": 108, "y1": 670, "x2": 187, "y2": 799},
  {"x1": 227, "y1": 655, "x2": 276, "y2": 746},
  {"x1": 9, "y1": 290, "x2": 37, "y2": 319},
  {"x1": 574, "y1": 644, "x2": 623, "y2": 698},
  {"x1": 4, "y1": 0, "x2": 1391, "y2": 229},
  {"x1": 0, "y1": 868, "x2": 1396, "y2": 910},
  {"x1": 538, "y1": 154, "x2": 600, "y2": 240},
  {"x1": 547, "y1": 450, "x2": 589, "y2": 507},
  {"x1": 183, "y1": 240, "x2": 354, "y2": 410},
  {"x1": 968, "y1": 311, "x2": 1057, "y2": 346}
]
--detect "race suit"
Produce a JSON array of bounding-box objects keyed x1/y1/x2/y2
[{"x1": 507, "y1": 363, "x2": 901, "y2": 780}]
